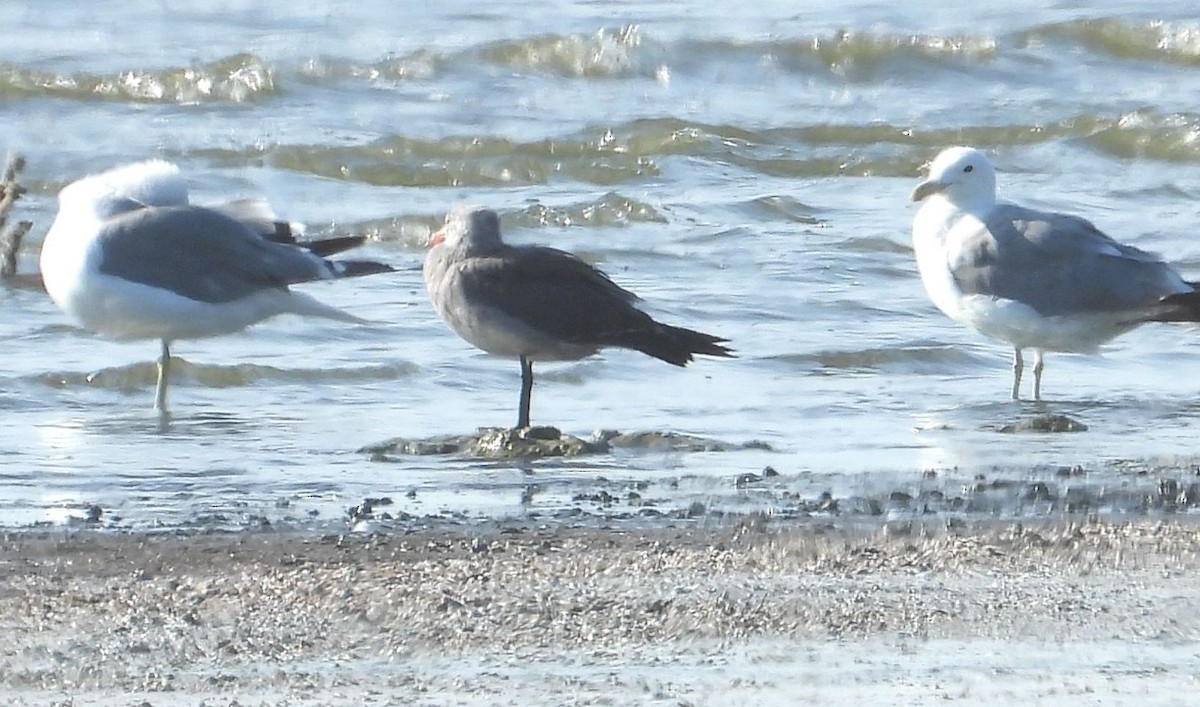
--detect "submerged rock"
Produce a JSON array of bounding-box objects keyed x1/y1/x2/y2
[
  {"x1": 470, "y1": 426, "x2": 608, "y2": 458},
  {"x1": 995, "y1": 414, "x2": 1088, "y2": 434},
  {"x1": 361, "y1": 427, "x2": 773, "y2": 460},
  {"x1": 736, "y1": 472, "x2": 763, "y2": 488},
  {"x1": 361, "y1": 426, "x2": 607, "y2": 460},
  {"x1": 603, "y1": 430, "x2": 773, "y2": 453}
]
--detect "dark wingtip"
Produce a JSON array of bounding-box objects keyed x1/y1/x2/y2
[
  {"x1": 301, "y1": 234, "x2": 370, "y2": 257},
  {"x1": 635, "y1": 326, "x2": 734, "y2": 367},
  {"x1": 686, "y1": 338, "x2": 736, "y2": 363},
  {"x1": 1157, "y1": 289, "x2": 1200, "y2": 323},
  {"x1": 331, "y1": 259, "x2": 395, "y2": 278}
]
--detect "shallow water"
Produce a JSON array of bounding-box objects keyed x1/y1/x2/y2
[{"x1": 4, "y1": 1, "x2": 1200, "y2": 529}]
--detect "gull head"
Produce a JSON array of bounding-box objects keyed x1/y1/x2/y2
[
  {"x1": 429, "y1": 205, "x2": 503, "y2": 253},
  {"x1": 57, "y1": 160, "x2": 187, "y2": 221},
  {"x1": 910, "y1": 146, "x2": 997, "y2": 212}
]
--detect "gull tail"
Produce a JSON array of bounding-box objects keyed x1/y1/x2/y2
[
  {"x1": 302, "y1": 235, "x2": 372, "y2": 257},
  {"x1": 1156, "y1": 288, "x2": 1200, "y2": 323},
  {"x1": 285, "y1": 292, "x2": 372, "y2": 325},
  {"x1": 617, "y1": 323, "x2": 735, "y2": 367},
  {"x1": 214, "y1": 198, "x2": 381, "y2": 259},
  {"x1": 327, "y1": 258, "x2": 394, "y2": 278}
]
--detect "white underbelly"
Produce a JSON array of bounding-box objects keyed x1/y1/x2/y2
[
  {"x1": 60, "y1": 269, "x2": 298, "y2": 341},
  {"x1": 956, "y1": 294, "x2": 1140, "y2": 353}
]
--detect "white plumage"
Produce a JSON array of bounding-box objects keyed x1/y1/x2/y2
[
  {"x1": 40, "y1": 160, "x2": 391, "y2": 413},
  {"x1": 911, "y1": 146, "x2": 1196, "y2": 400}
]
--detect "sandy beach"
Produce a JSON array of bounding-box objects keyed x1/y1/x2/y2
[{"x1": 2, "y1": 517, "x2": 1199, "y2": 705}]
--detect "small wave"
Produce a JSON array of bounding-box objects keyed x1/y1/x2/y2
[
  {"x1": 37, "y1": 360, "x2": 416, "y2": 391},
  {"x1": 339, "y1": 215, "x2": 443, "y2": 249},
  {"x1": 775, "y1": 109, "x2": 1200, "y2": 170},
  {"x1": 705, "y1": 31, "x2": 995, "y2": 80},
  {"x1": 514, "y1": 193, "x2": 666, "y2": 228},
  {"x1": 738, "y1": 195, "x2": 824, "y2": 225},
  {"x1": 770, "y1": 345, "x2": 983, "y2": 374},
  {"x1": 840, "y1": 236, "x2": 910, "y2": 255},
  {"x1": 298, "y1": 50, "x2": 441, "y2": 84},
  {"x1": 294, "y1": 26, "x2": 989, "y2": 87},
  {"x1": 290, "y1": 29, "x2": 649, "y2": 86},
  {"x1": 199, "y1": 117, "x2": 940, "y2": 185},
  {"x1": 477, "y1": 25, "x2": 651, "y2": 79},
  {"x1": 1019, "y1": 18, "x2": 1200, "y2": 66},
  {"x1": 198, "y1": 123, "x2": 681, "y2": 187},
  {"x1": 0, "y1": 53, "x2": 275, "y2": 104},
  {"x1": 290, "y1": 26, "x2": 995, "y2": 88},
  {"x1": 890, "y1": 109, "x2": 1200, "y2": 170},
  {"x1": 195, "y1": 110, "x2": 1200, "y2": 187},
  {"x1": 1084, "y1": 109, "x2": 1200, "y2": 162},
  {"x1": 337, "y1": 194, "x2": 665, "y2": 247}
]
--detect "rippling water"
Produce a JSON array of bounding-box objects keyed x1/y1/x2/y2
[{"x1": 4, "y1": 1, "x2": 1200, "y2": 529}]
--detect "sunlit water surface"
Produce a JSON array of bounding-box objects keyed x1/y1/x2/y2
[{"x1": 3, "y1": 1, "x2": 1200, "y2": 529}]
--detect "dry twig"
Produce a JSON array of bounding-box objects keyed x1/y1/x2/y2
[{"x1": 0, "y1": 153, "x2": 30, "y2": 280}]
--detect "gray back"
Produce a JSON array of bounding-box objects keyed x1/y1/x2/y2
[
  {"x1": 97, "y1": 205, "x2": 328, "y2": 304},
  {"x1": 951, "y1": 203, "x2": 1186, "y2": 316}
]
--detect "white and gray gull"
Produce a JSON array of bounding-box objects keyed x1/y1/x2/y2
[
  {"x1": 911, "y1": 146, "x2": 1200, "y2": 400},
  {"x1": 39, "y1": 160, "x2": 393, "y2": 414},
  {"x1": 423, "y1": 205, "x2": 733, "y2": 428}
]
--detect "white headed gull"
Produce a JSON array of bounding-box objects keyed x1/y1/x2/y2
[
  {"x1": 910, "y1": 146, "x2": 1200, "y2": 400},
  {"x1": 423, "y1": 205, "x2": 733, "y2": 428},
  {"x1": 40, "y1": 160, "x2": 392, "y2": 413}
]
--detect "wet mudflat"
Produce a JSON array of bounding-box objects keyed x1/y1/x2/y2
[{"x1": 1, "y1": 517, "x2": 1198, "y2": 705}]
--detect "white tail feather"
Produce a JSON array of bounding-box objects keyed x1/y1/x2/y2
[{"x1": 285, "y1": 292, "x2": 370, "y2": 324}]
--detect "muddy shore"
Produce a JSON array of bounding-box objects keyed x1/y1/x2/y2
[{"x1": 1, "y1": 517, "x2": 1199, "y2": 705}]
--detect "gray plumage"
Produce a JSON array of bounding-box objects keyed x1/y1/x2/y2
[
  {"x1": 952, "y1": 203, "x2": 1188, "y2": 320},
  {"x1": 451, "y1": 245, "x2": 723, "y2": 365},
  {"x1": 911, "y1": 146, "x2": 1199, "y2": 401},
  {"x1": 424, "y1": 205, "x2": 732, "y2": 427},
  {"x1": 40, "y1": 159, "x2": 394, "y2": 415},
  {"x1": 97, "y1": 205, "x2": 340, "y2": 304}
]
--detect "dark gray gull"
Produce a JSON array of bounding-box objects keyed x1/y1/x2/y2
[
  {"x1": 39, "y1": 160, "x2": 392, "y2": 413},
  {"x1": 423, "y1": 205, "x2": 733, "y2": 428},
  {"x1": 911, "y1": 146, "x2": 1200, "y2": 400}
]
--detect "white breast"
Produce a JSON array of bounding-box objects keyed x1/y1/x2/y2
[
  {"x1": 39, "y1": 209, "x2": 104, "y2": 322},
  {"x1": 912, "y1": 196, "x2": 969, "y2": 323}
]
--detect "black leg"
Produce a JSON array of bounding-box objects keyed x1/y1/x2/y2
[
  {"x1": 155, "y1": 339, "x2": 172, "y2": 414},
  {"x1": 517, "y1": 355, "x2": 533, "y2": 429}
]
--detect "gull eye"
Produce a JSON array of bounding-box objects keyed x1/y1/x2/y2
[{"x1": 963, "y1": 165, "x2": 974, "y2": 173}]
